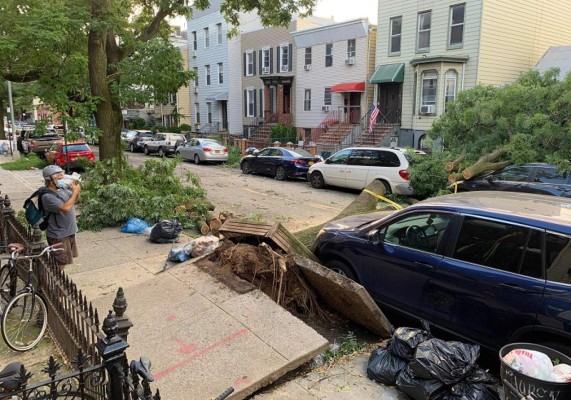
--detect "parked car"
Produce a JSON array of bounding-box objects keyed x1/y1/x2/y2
[
  {"x1": 308, "y1": 147, "x2": 416, "y2": 195},
  {"x1": 312, "y1": 191, "x2": 571, "y2": 356},
  {"x1": 20, "y1": 130, "x2": 64, "y2": 157},
  {"x1": 125, "y1": 130, "x2": 154, "y2": 152},
  {"x1": 240, "y1": 147, "x2": 322, "y2": 181},
  {"x1": 455, "y1": 163, "x2": 571, "y2": 197},
  {"x1": 120, "y1": 130, "x2": 137, "y2": 148},
  {"x1": 45, "y1": 140, "x2": 95, "y2": 169},
  {"x1": 143, "y1": 132, "x2": 186, "y2": 157},
  {"x1": 176, "y1": 138, "x2": 228, "y2": 164}
]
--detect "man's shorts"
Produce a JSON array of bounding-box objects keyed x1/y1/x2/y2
[{"x1": 47, "y1": 235, "x2": 78, "y2": 265}]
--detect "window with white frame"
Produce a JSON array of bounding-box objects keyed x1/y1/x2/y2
[
  {"x1": 347, "y1": 39, "x2": 356, "y2": 59},
  {"x1": 262, "y1": 48, "x2": 270, "y2": 74},
  {"x1": 304, "y1": 89, "x2": 311, "y2": 111},
  {"x1": 324, "y1": 88, "x2": 331, "y2": 106},
  {"x1": 444, "y1": 70, "x2": 458, "y2": 108},
  {"x1": 417, "y1": 11, "x2": 431, "y2": 51},
  {"x1": 192, "y1": 31, "x2": 197, "y2": 50},
  {"x1": 207, "y1": 102, "x2": 212, "y2": 123},
  {"x1": 204, "y1": 27, "x2": 209, "y2": 48},
  {"x1": 280, "y1": 44, "x2": 289, "y2": 72},
  {"x1": 421, "y1": 71, "x2": 437, "y2": 113},
  {"x1": 305, "y1": 47, "x2": 312, "y2": 66},
  {"x1": 218, "y1": 63, "x2": 223, "y2": 84},
  {"x1": 389, "y1": 16, "x2": 402, "y2": 54},
  {"x1": 168, "y1": 93, "x2": 177, "y2": 104},
  {"x1": 205, "y1": 65, "x2": 211, "y2": 85},
  {"x1": 246, "y1": 51, "x2": 254, "y2": 76},
  {"x1": 269, "y1": 86, "x2": 276, "y2": 113},
  {"x1": 449, "y1": 4, "x2": 465, "y2": 46},
  {"x1": 216, "y1": 23, "x2": 222, "y2": 45},
  {"x1": 325, "y1": 43, "x2": 333, "y2": 67},
  {"x1": 193, "y1": 67, "x2": 198, "y2": 86},
  {"x1": 195, "y1": 103, "x2": 200, "y2": 124},
  {"x1": 247, "y1": 89, "x2": 255, "y2": 117}
]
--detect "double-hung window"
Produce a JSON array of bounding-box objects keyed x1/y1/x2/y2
[
  {"x1": 207, "y1": 103, "x2": 212, "y2": 123},
  {"x1": 304, "y1": 89, "x2": 311, "y2": 111},
  {"x1": 246, "y1": 51, "x2": 254, "y2": 76},
  {"x1": 192, "y1": 31, "x2": 197, "y2": 51},
  {"x1": 305, "y1": 47, "x2": 312, "y2": 66},
  {"x1": 204, "y1": 27, "x2": 209, "y2": 48},
  {"x1": 195, "y1": 103, "x2": 200, "y2": 124},
  {"x1": 417, "y1": 11, "x2": 431, "y2": 51},
  {"x1": 347, "y1": 39, "x2": 356, "y2": 59},
  {"x1": 389, "y1": 17, "x2": 402, "y2": 54},
  {"x1": 218, "y1": 63, "x2": 223, "y2": 84},
  {"x1": 279, "y1": 44, "x2": 289, "y2": 72},
  {"x1": 444, "y1": 70, "x2": 458, "y2": 108},
  {"x1": 421, "y1": 71, "x2": 437, "y2": 113},
  {"x1": 247, "y1": 89, "x2": 255, "y2": 117},
  {"x1": 449, "y1": 4, "x2": 465, "y2": 47},
  {"x1": 205, "y1": 65, "x2": 211, "y2": 86},
  {"x1": 216, "y1": 23, "x2": 222, "y2": 45},
  {"x1": 325, "y1": 44, "x2": 333, "y2": 67},
  {"x1": 262, "y1": 48, "x2": 270, "y2": 74},
  {"x1": 193, "y1": 67, "x2": 198, "y2": 87},
  {"x1": 324, "y1": 88, "x2": 331, "y2": 106}
]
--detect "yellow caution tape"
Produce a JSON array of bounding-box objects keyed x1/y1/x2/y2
[{"x1": 363, "y1": 189, "x2": 404, "y2": 210}]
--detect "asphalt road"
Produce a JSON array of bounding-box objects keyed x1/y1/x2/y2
[{"x1": 94, "y1": 147, "x2": 359, "y2": 232}]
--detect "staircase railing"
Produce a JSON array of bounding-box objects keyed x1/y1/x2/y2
[{"x1": 308, "y1": 110, "x2": 341, "y2": 144}]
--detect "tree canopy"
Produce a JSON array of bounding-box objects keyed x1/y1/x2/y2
[
  {"x1": 0, "y1": 0, "x2": 317, "y2": 159},
  {"x1": 429, "y1": 68, "x2": 571, "y2": 172}
]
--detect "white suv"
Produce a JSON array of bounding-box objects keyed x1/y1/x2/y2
[
  {"x1": 143, "y1": 132, "x2": 186, "y2": 157},
  {"x1": 308, "y1": 147, "x2": 415, "y2": 195}
]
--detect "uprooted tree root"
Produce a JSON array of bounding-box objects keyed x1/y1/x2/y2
[{"x1": 206, "y1": 240, "x2": 331, "y2": 322}]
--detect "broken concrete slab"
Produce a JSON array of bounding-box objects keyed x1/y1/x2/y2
[{"x1": 294, "y1": 255, "x2": 392, "y2": 338}]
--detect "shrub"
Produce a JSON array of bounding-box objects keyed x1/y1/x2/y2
[
  {"x1": 408, "y1": 150, "x2": 452, "y2": 199},
  {"x1": 179, "y1": 123, "x2": 192, "y2": 132},
  {"x1": 130, "y1": 118, "x2": 146, "y2": 129},
  {"x1": 78, "y1": 156, "x2": 212, "y2": 230},
  {"x1": 269, "y1": 124, "x2": 297, "y2": 145}
]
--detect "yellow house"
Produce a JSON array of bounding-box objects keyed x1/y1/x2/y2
[{"x1": 372, "y1": 0, "x2": 571, "y2": 148}]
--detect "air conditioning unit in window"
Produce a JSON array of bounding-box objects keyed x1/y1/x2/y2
[
  {"x1": 195, "y1": 124, "x2": 201, "y2": 130},
  {"x1": 280, "y1": 65, "x2": 288, "y2": 72},
  {"x1": 262, "y1": 67, "x2": 270, "y2": 74},
  {"x1": 321, "y1": 105, "x2": 331, "y2": 112},
  {"x1": 192, "y1": 50, "x2": 197, "y2": 58},
  {"x1": 194, "y1": 87, "x2": 199, "y2": 94},
  {"x1": 420, "y1": 104, "x2": 435, "y2": 114},
  {"x1": 345, "y1": 57, "x2": 355, "y2": 65},
  {"x1": 304, "y1": 64, "x2": 312, "y2": 71}
]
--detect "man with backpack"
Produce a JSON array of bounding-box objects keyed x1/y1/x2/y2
[{"x1": 41, "y1": 165, "x2": 81, "y2": 270}]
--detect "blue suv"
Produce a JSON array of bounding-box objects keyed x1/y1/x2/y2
[{"x1": 312, "y1": 191, "x2": 571, "y2": 356}]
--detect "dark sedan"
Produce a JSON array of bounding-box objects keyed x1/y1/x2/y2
[
  {"x1": 240, "y1": 147, "x2": 322, "y2": 180},
  {"x1": 455, "y1": 163, "x2": 571, "y2": 197}
]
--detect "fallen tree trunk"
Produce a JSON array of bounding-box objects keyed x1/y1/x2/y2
[
  {"x1": 448, "y1": 172, "x2": 465, "y2": 184},
  {"x1": 462, "y1": 160, "x2": 512, "y2": 180},
  {"x1": 294, "y1": 180, "x2": 394, "y2": 249},
  {"x1": 196, "y1": 219, "x2": 210, "y2": 235},
  {"x1": 445, "y1": 149, "x2": 466, "y2": 172}
]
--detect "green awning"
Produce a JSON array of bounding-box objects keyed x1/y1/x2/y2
[{"x1": 370, "y1": 63, "x2": 405, "y2": 84}]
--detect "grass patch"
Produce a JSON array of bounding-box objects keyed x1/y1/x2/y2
[
  {"x1": 1, "y1": 154, "x2": 47, "y2": 170},
  {"x1": 218, "y1": 145, "x2": 243, "y2": 169}
]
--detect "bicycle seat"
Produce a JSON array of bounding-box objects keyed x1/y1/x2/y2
[
  {"x1": 0, "y1": 362, "x2": 23, "y2": 391},
  {"x1": 6, "y1": 243, "x2": 24, "y2": 253}
]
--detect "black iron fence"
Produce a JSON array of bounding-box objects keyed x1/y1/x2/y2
[{"x1": 0, "y1": 193, "x2": 159, "y2": 400}]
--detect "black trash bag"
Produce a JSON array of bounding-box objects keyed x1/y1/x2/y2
[
  {"x1": 408, "y1": 338, "x2": 480, "y2": 385},
  {"x1": 396, "y1": 365, "x2": 447, "y2": 400},
  {"x1": 149, "y1": 220, "x2": 183, "y2": 244},
  {"x1": 389, "y1": 325, "x2": 432, "y2": 360},
  {"x1": 437, "y1": 367, "x2": 500, "y2": 400},
  {"x1": 366, "y1": 345, "x2": 408, "y2": 385}
]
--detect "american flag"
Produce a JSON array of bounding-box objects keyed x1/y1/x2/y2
[{"x1": 369, "y1": 104, "x2": 380, "y2": 133}]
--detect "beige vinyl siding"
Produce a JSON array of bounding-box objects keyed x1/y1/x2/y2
[
  {"x1": 478, "y1": 0, "x2": 571, "y2": 85},
  {"x1": 178, "y1": 50, "x2": 192, "y2": 126}
]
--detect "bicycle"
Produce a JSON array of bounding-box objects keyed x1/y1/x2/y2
[{"x1": 0, "y1": 242, "x2": 63, "y2": 351}]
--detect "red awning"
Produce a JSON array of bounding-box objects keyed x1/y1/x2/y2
[{"x1": 330, "y1": 82, "x2": 365, "y2": 92}]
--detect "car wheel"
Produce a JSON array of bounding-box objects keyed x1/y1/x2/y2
[
  {"x1": 241, "y1": 160, "x2": 251, "y2": 174},
  {"x1": 378, "y1": 180, "x2": 392, "y2": 195},
  {"x1": 326, "y1": 260, "x2": 357, "y2": 282},
  {"x1": 175, "y1": 151, "x2": 181, "y2": 158},
  {"x1": 310, "y1": 171, "x2": 325, "y2": 189},
  {"x1": 129, "y1": 143, "x2": 135, "y2": 152},
  {"x1": 158, "y1": 147, "x2": 165, "y2": 158},
  {"x1": 194, "y1": 154, "x2": 200, "y2": 165},
  {"x1": 144, "y1": 146, "x2": 150, "y2": 155},
  {"x1": 275, "y1": 166, "x2": 287, "y2": 181}
]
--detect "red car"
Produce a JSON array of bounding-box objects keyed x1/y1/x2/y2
[{"x1": 45, "y1": 140, "x2": 95, "y2": 169}]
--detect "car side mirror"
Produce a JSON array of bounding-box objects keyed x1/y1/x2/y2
[
  {"x1": 486, "y1": 175, "x2": 495, "y2": 182},
  {"x1": 367, "y1": 229, "x2": 384, "y2": 244},
  {"x1": 253, "y1": 149, "x2": 260, "y2": 156},
  {"x1": 324, "y1": 158, "x2": 331, "y2": 164}
]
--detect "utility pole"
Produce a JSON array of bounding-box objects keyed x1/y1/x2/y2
[{"x1": 7, "y1": 81, "x2": 17, "y2": 159}]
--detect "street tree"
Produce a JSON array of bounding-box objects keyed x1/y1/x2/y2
[{"x1": 1, "y1": 0, "x2": 317, "y2": 160}]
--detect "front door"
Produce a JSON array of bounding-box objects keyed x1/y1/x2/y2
[
  {"x1": 220, "y1": 101, "x2": 228, "y2": 131},
  {"x1": 349, "y1": 92, "x2": 361, "y2": 123},
  {"x1": 282, "y1": 85, "x2": 291, "y2": 114},
  {"x1": 379, "y1": 84, "x2": 402, "y2": 124}
]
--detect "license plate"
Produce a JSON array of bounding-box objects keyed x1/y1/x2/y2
[{"x1": 213, "y1": 150, "x2": 220, "y2": 154}]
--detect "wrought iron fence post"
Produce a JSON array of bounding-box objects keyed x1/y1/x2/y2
[
  {"x1": 112, "y1": 287, "x2": 133, "y2": 342},
  {"x1": 97, "y1": 310, "x2": 130, "y2": 400}
]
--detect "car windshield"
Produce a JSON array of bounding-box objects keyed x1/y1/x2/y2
[
  {"x1": 287, "y1": 149, "x2": 313, "y2": 158},
  {"x1": 63, "y1": 144, "x2": 90, "y2": 153},
  {"x1": 202, "y1": 140, "x2": 220, "y2": 146},
  {"x1": 139, "y1": 132, "x2": 154, "y2": 138}
]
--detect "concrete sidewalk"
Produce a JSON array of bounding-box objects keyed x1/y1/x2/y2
[{"x1": 0, "y1": 162, "x2": 406, "y2": 399}]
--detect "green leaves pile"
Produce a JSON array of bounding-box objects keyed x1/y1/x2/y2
[{"x1": 78, "y1": 157, "x2": 210, "y2": 231}]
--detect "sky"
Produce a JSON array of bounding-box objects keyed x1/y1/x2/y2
[{"x1": 313, "y1": 0, "x2": 378, "y2": 24}]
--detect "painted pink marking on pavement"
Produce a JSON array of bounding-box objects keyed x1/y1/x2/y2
[
  {"x1": 172, "y1": 337, "x2": 197, "y2": 354},
  {"x1": 155, "y1": 328, "x2": 249, "y2": 380},
  {"x1": 234, "y1": 376, "x2": 251, "y2": 386},
  {"x1": 166, "y1": 314, "x2": 176, "y2": 321}
]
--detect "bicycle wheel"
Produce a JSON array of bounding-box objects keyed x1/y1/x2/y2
[
  {"x1": 1, "y1": 292, "x2": 48, "y2": 351},
  {"x1": 0, "y1": 264, "x2": 23, "y2": 304}
]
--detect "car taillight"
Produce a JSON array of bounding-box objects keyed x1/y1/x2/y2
[
  {"x1": 399, "y1": 170, "x2": 410, "y2": 180},
  {"x1": 203, "y1": 147, "x2": 212, "y2": 152},
  {"x1": 291, "y1": 159, "x2": 306, "y2": 165},
  {"x1": 223, "y1": 148, "x2": 228, "y2": 153},
  {"x1": 89, "y1": 154, "x2": 95, "y2": 161}
]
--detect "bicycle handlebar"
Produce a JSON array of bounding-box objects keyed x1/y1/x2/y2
[{"x1": 5, "y1": 242, "x2": 64, "y2": 260}]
